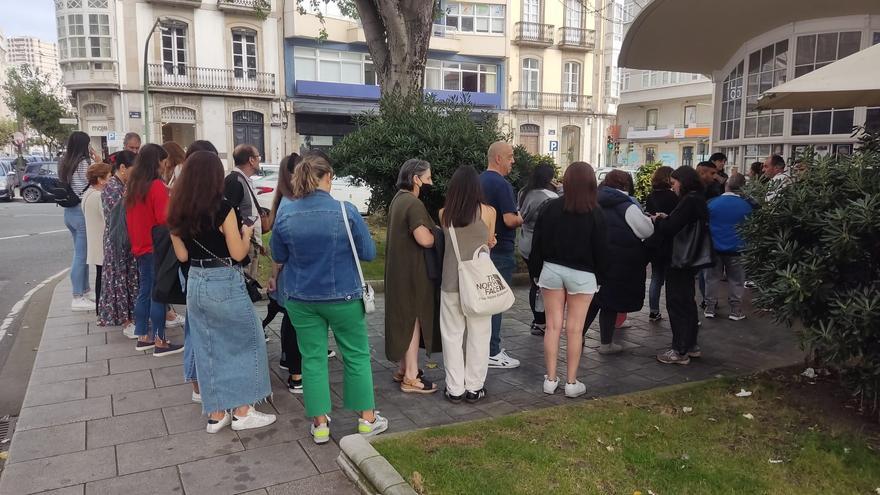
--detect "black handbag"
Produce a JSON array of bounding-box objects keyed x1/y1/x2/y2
[
  {"x1": 243, "y1": 273, "x2": 263, "y2": 303},
  {"x1": 152, "y1": 226, "x2": 188, "y2": 305},
  {"x1": 670, "y1": 219, "x2": 715, "y2": 269}
]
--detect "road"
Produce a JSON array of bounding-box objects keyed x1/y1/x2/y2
[{"x1": 0, "y1": 198, "x2": 71, "y2": 415}]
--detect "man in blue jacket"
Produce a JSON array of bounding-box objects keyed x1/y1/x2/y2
[{"x1": 704, "y1": 174, "x2": 753, "y2": 321}]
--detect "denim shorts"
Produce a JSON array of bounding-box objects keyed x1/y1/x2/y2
[{"x1": 538, "y1": 262, "x2": 598, "y2": 295}]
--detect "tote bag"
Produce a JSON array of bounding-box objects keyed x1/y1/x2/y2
[
  {"x1": 670, "y1": 220, "x2": 714, "y2": 269},
  {"x1": 448, "y1": 225, "x2": 515, "y2": 317}
]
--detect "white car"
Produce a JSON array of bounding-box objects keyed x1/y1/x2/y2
[{"x1": 251, "y1": 165, "x2": 371, "y2": 215}]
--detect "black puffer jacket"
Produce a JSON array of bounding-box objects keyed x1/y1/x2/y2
[{"x1": 594, "y1": 186, "x2": 649, "y2": 313}]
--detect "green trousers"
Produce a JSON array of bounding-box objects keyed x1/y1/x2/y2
[{"x1": 285, "y1": 299, "x2": 375, "y2": 417}]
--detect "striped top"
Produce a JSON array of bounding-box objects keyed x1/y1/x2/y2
[{"x1": 69, "y1": 159, "x2": 89, "y2": 198}]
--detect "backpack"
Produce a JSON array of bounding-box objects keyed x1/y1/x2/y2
[
  {"x1": 107, "y1": 200, "x2": 131, "y2": 254},
  {"x1": 51, "y1": 182, "x2": 84, "y2": 208}
]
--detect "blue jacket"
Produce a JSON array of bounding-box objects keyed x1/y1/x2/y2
[
  {"x1": 270, "y1": 190, "x2": 376, "y2": 302},
  {"x1": 707, "y1": 193, "x2": 753, "y2": 254}
]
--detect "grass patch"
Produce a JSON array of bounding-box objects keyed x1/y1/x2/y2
[{"x1": 374, "y1": 375, "x2": 880, "y2": 495}]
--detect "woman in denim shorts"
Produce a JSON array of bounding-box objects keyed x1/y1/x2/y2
[{"x1": 528, "y1": 162, "x2": 607, "y2": 399}]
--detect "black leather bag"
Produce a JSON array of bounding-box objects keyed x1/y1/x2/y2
[
  {"x1": 670, "y1": 220, "x2": 715, "y2": 269},
  {"x1": 152, "y1": 226, "x2": 188, "y2": 305},
  {"x1": 243, "y1": 273, "x2": 263, "y2": 302}
]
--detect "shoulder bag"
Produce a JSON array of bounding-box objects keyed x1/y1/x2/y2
[
  {"x1": 240, "y1": 174, "x2": 273, "y2": 234},
  {"x1": 670, "y1": 219, "x2": 715, "y2": 269},
  {"x1": 340, "y1": 201, "x2": 375, "y2": 313},
  {"x1": 151, "y1": 225, "x2": 188, "y2": 305},
  {"x1": 448, "y1": 224, "x2": 515, "y2": 317}
]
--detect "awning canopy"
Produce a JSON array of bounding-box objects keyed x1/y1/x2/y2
[
  {"x1": 757, "y1": 43, "x2": 880, "y2": 109},
  {"x1": 619, "y1": 0, "x2": 880, "y2": 74}
]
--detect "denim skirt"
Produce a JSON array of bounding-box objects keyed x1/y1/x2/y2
[{"x1": 186, "y1": 265, "x2": 271, "y2": 414}]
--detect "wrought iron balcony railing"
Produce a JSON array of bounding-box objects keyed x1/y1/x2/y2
[
  {"x1": 558, "y1": 27, "x2": 596, "y2": 50},
  {"x1": 511, "y1": 91, "x2": 593, "y2": 113},
  {"x1": 147, "y1": 64, "x2": 276, "y2": 96},
  {"x1": 513, "y1": 22, "x2": 554, "y2": 45}
]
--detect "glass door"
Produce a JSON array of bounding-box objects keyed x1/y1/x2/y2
[
  {"x1": 522, "y1": 0, "x2": 539, "y2": 39},
  {"x1": 564, "y1": 0, "x2": 583, "y2": 43},
  {"x1": 563, "y1": 61, "x2": 580, "y2": 110},
  {"x1": 521, "y1": 58, "x2": 540, "y2": 108},
  {"x1": 161, "y1": 23, "x2": 186, "y2": 79}
]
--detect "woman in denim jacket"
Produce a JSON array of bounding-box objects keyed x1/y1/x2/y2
[{"x1": 270, "y1": 151, "x2": 388, "y2": 444}]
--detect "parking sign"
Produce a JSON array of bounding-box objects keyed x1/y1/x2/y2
[{"x1": 549, "y1": 140, "x2": 558, "y2": 152}]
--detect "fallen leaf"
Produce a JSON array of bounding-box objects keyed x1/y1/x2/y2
[
  {"x1": 769, "y1": 459, "x2": 783, "y2": 464},
  {"x1": 681, "y1": 453, "x2": 690, "y2": 461},
  {"x1": 0, "y1": 452, "x2": 7, "y2": 460},
  {"x1": 411, "y1": 471, "x2": 425, "y2": 495},
  {"x1": 801, "y1": 367, "x2": 817, "y2": 379},
  {"x1": 615, "y1": 437, "x2": 622, "y2": 443},
  {"x1": 606, "y1": 445, "x2": 615, "y2": 452},
  {"x1": 633, "y1": 492, "x2": 642, "y2": 495},
  {"x1": 707, "y1": 417, "x2": 717, "y2": 422},
  {"x1": 425, "y1": 362, "x2": 438, "y2": 369},
  {"x1": 743, "y1": 413, "x2": 755, "y2": 420},
  {"x1": 682, "y1": 407, "x2": 693, "y2": 413},
  {"x1": 648, "y1": 491, "x2": 657, "y2": 495},
  {"x1": 735, "y1": 389, "x2": 753, "y2": 397}
]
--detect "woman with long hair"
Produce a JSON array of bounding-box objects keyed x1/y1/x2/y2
[
  {"x1": 439, "y1": 165, "x2": 497, "y2": 404},
  {"x1": 168, "y1": 151, "x2": 275, "y2": 433},
  {"x1": 125, "y1": 143, "x2": 182, "y2": 356},
  {"x1": 270, "y1": 152, "x2": 388, "y2": 443},
  {"x1": 98, "y1": 151, "x2": 138, "y2": 334},
  {"x1": 529, "y1": 162, "x2": 606, "y2": 398},
  {"x1": 162, "y1": 141, "x2": 186, "y2": 186},
  {"x1": 517, "y1": 164, "x2": 558, "y2": 336},
  {"x1": 82, "y1": 162, "x2": 112, "y2": 312},
  {"x1": 58, "y1": 131, "x2": 96, "y2": 310},
  {"x1": 644, "y1": 165, "x2": 678, "y2": 321}
]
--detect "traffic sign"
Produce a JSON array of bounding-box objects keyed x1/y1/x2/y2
[
  {"x1": 549, "y1": 140, "x2": 558, "y2": 152},
  {"x1": 59, "y1": 117, "x2": 78, "y2": 125}
]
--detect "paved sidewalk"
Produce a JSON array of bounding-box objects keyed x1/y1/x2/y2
[{"x1": 0, "y1": 278, "x2": 803, "y2": 494}]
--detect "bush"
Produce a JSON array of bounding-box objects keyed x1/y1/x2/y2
[
  {"x1": 330, "y1": 93, "x2": 505, "y2": 217},
  {"x1": 634, "y1": 162, "x2": 661, "y2": 204},
  {"x1": 740, "y1": 127, "x2": 880, "y2": 419},
  {"x1": 512, "y1": 145, "x2": 558, "y2": 193}
]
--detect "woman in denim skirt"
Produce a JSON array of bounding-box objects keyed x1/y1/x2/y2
[{"x1": 167, "y1": 151, "x2": 275, "y2": 433}]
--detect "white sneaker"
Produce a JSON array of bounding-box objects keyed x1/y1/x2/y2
[
  {"x1": 206, "y1": 412, "x2": 231, "y2": 434},
  {"x1": 358, "y1": 413, "x2": 388, "y2": 438},
  {"x1": 165, "y1": 313, "x2": 185, "y2": 328},
  {"x1": 192, "y1": 391, "x2": 202, "y2": 403},
  {"x1": 70, "y1": 297, "x2": 92, "y2": 312},
  {"x1": 122, "y1": 323, "x2": 137, "y2": 339},
  {"x1": 564, "y1": 380, "x2": 587, "y2": 398},
  {"x1": 231, "y1": 408, "x2": 276, "y2": 431},
  {"x1": 543, "y1": 375, "x2": 559, "y2": 395},
  {"x1": 488, "y1": 349, "x2": 520, "y2": 369},
  {"x1": 83, "y1": 291, "x2": 96, "y2": 302},
  {"x1": 311, "y1": 416, "x2": 331, "y2": 444}
]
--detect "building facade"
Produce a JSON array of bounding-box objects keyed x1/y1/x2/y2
[
  {"x1": 0, "y1": 30, "x2": 10, "y2": 121},
  {"x1": 6, "y1": 36, "x2": 62, "y2": 80},
  {"x1": 54, "y1": 0, "x2": 287, "y2": 163}
]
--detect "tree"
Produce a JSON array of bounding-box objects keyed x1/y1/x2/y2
[
  {"x1": 2, "y1": 66, "x2": 73, "y2": 149},
  {"x1": 299, "y1": 0, "x2": 436, "y2": 96},
  {"x1": 0, "y1": 118, "x2": 16, "y2": 149}
]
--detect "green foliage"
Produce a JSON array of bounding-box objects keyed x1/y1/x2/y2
[
  {"x1": 511, "y1": 145, "x2": 557, "y2": 193},
  {"x1": 0, "y1": 118, "x2": 16, "y2": 148},
  {"x1": 634, "y1": 162, "x2": 661, "y2": 204},
  {"x1": 330, "y1": 93, "x2": 506, "y2": 216},
  {"x1": 2, "y1": 66, "x2": 73, "y2": 148},
  {"x1": 740, "y1": 127, "x2": 880, "y2": 418}
]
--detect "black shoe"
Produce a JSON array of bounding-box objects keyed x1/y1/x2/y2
[
  {"x1": 649, "y1": 312, "x2": 662, "y2": 322},
  {"x1": 287, "y1": 375, "x2": 303, "y2": 394},
  {"x1": 530, "y1": 323, "x2": 546, "y2": 336},
  {"x1": 153, "y1": 342, "x2": 184, "y2": 357},
  {"x1": 700, "y1": 300, "x2": 708, "y2": 310},
  {"x1": 465, "y1": 388, "x2": 487, "y2": 404},
  {"x1": 444, "y1": 389, "x2": 464, "y2": 404}
]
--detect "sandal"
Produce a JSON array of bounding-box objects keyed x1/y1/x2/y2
[
  {"x1": 401, "y1": 376, "x2": 438, "y2": 394},
  {"x1": 392, "y1": 368, "x2": 424, "y2": 383}
]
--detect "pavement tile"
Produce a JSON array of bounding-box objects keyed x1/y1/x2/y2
[
  {"x1": 0, "y1": 446, "x2": 116, "y2": 494},
  {"x1": 113, "y1": 383, "x2": 193, "y2": 415},
  {"x1": 151, "y1": 364, "x2": 185, "y2": 387},
  {"x1": 40, "y1": 333, "x2": 106, "y2": 352},
  {"x1": 84, "y1": 466, "x2": 182, "y2": 495},
  {"x1": 35, "y1": 486, "x2": 85, "y2": 495},
  {"x1": 30, "y1": 360, "x2": 108, "y2": 385},
  {"x1": 115, "y1": 428, "x2": 243, "y2": 475},
  {"x1": 86, "y1": 370, "x2": 154, "y2": 398},
  {"x1": 22, "y1": 379, "x2": 86, "y2": 408},
  {"x1": 236, "y1": 413, "x2": 312, "y2": 450},
  {"x1": 35, "y1": 348, "x2": 87, "y2": 368},
  {"x1": 46, "y1": 314, "x2": 94, "y2": 327},
  {"x1": 86, "y1": 324, "x2": 120, "y2": 335},
  {"x1": 163, "y1": 402, "x2": 206, "y2": 434},
  {"x1": 43, "y1": 324, "x2": 89, "y2": 339},
  {"x1": 7, "y1": 422, "x2": 86, "y2": 464},
  {"x1": 265, "y1": 471, "x2": 359, "y2": 495},
  {"x1": 108, "y1": 353, "x2": 182, "y2": 374},
  {"x1": 297, "y1": 438, "x2": 341, "y2": 473},
  {"x1": 17, "y1": 396, "x2": 112, "y2": 431},
  {"x1": 86, "y1": 410, "x2": 168, "y2": 449},
  {"x1": 178, "y1": 441, "x2": 318, "y2": 495},
  {"x1": 86, "y1": 342, "x2": 145, "y2": 361}
]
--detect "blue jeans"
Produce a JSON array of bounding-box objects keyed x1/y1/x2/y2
[
  {"x1": 180, "y1": 268, "x2": 197, "y2": 383},
  {"x1": 489, "y1": 249, "x2": 516, "y2": 356},
  {"x1": 135, "y1": 253, "x2": 166, "y2": 339},
  {"x1": 648, "y1": 260, "x2": 668, "y2": 313},
  {"x1": 64, "y1": 206, "x2": 89, "y2": 296}
]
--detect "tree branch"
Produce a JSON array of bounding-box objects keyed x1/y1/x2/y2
[{"x1": 354, "y1": 0, "x2": 389, "y2": 73}]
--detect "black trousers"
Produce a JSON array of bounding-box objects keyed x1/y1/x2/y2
[
  {"x1": 583, "y1": 301, "x2": 617, "y2": 345},
  {"x1": 666, "y1": 267, "x2": 699, "y2": 354},
  {"x1": 263, "y1": 298, "x2": 302, "y2": 375},
  {"x1": 95, "y1": 265, "x2": 102, "y2": 312}
]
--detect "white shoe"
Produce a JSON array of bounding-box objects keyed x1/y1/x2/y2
[
  {"x1": 70, "y1": 297, "x2": 92, "y2": 312},
  {"x1": 564, "y1": 380, "x2": 587, "y2": 398},
  {"x1": 206, "y1": 412, "x2": 231, "y2": 434},
  {"x1": 488, "y1": 349, "x2": 520, "y2": 369},
  {"x1": 165, "y1": 313, "x2": 185, "y2": 328},
  {"x1": 192, "y1": 391, "x2": 202, "y2": 403},
  {"x1": 311, "y1": 416, "x2": 331, "y2": 444},
  {"x1": 231, "y1": 408, "x2": 277, "y2": 431},
  {"x1": 122, "y1": 323, "x2": 137, "y2": 339},
  {"x1": 543, "y1": 375, "x2": 559, "y2": 395},
  {"x1": 83, "y1": 291, "x2": 96, "y2": 302},
  {"x1": 358, "y1": 413, "x2": 388, "y2": 438}
]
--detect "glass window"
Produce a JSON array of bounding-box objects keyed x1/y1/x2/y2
[
  {"x1": 866, "y1": 108, "x2": 880, "y2": 133},
  {"x1": 793, "y1": 32, "x2": 861, "y2": 135},
  {"x1": 364, "y1": 56, "x2": 376, "y2": 86},
  {"x1": 646, "y1": 109, "x2": 658, "y2": 128},
  {"x1": 446, "y1": 3, "x2": 505, "y2": 34},
  {"x1": 874, "y1": 33, "x2": 880, "y2": 46},
  {"x1": 684, "y1": 105, "x2": 696, "y2": 126},
  {"x1": 296, "y1": 56, "x2": 315, "y2": 80},
  {"x1": 745, "y1": 41, "x2": 786, "y2": 138},
  {"x1": 720, "y1": 61, "x2": 743, "y2": 140},
  {"x1": 521, "y1": 58, "x2": 540, "y2": 93},
  {"x1": 232, "y1": 29, "x2": 257, "y2": 80},
  {"x1": 563, "y1": 61, "x2": 580, "y2": 96},
  {"x1": 161, "y1": 23, "x2": 186, "y2": 75},
  {"x1": 645, "y1": 146, "x2": 656, "y2": 163},
  {"x1": 319, "y1": 60, "x2": 341, "y2": 82},
  {"x1": 443, "y1": 62, "x2": 461, "y2": 90}
]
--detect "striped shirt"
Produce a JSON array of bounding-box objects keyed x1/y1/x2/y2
[{"x1": 69, "y1": 159, "x2": 89, "y2": 198}]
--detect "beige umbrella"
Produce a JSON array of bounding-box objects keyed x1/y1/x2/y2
[{"x1": 757, "y1": 42, "x2": 880, "y2": 110}]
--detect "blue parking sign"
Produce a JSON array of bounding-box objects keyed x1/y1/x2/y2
[{"x1": 549, "y1": 140, "x2": 558, "y2": 152}]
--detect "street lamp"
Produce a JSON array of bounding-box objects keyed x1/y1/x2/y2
[{"x1": 143, "y1": 18, "x2": 168, "y2": 143}]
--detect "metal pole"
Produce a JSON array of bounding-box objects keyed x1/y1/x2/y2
[{"x1": 143, "y1": 18, "x2": 162, "y2": 143}]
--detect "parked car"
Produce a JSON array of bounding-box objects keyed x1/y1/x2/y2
[
  {"x1": 20, "y1": 161, "x2": 61, "y2": 203},
  {"x1": 251, "y1": 167, "x2": 371, "y2": 215},
  {"x1": 0, "y1": 159, "x2": 17, "y2": 201},
  {"x1": 596, "y1": 167, "x2": 639, "y2": 186}
]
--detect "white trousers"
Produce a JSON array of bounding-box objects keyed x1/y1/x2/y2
[{"x1": 440, "y1": 290, "x2": 492, "y2": 396}]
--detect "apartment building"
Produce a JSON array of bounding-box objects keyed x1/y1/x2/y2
[
  {"x1": 0, "y1": 31, "x2": 10, "y2": 120},
  {"x1": 54, "y1": 0, "x2": 287, "y2": 163},
  {"x1": 6, "y1": 36, "x2": 62, "y2": 80}
]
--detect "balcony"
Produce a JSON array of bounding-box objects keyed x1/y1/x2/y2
[
  {"x1": 145, "y1": 0, "x2": 201, "y2": 7},
  {"x1": 217, "y1": 0, "x2": 271, "y2": 16},
  {"x1": 558, "y1": 27, "x2": 596, "y2": 51},
  {"x1": 147, "y1": 64, "x2": 276, "y2": 98},
  {"x1": 513, "y1": 22, "x2": 554, "y2": 46},
  {"x1": 61, "y1": 61, "x2": 118, "y2": 90},
  {"x1": 511, "y1": 92, "x2": 592, "y2": 113}
]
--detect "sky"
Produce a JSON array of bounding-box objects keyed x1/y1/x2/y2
[{"x1": 0, "y1": 0, "x2": 58, "y2": 42}]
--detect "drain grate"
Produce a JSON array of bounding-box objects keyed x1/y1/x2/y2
[{"x1": 0, "y1": 417, "x2": 15, "y2": 453}]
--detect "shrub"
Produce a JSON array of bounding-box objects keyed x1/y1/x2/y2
[
  {"x1": 634, "y1": 162, "x2": 661, "y2": 204},
  {"x1": 740, "y1": 127, "x2": 880, "y2": 419},
  {"x1": 512, "y1": 145, "x2": 558, "y2": 193}
]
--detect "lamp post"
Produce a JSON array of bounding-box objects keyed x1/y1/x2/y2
[{"x1": 143, "y1": 18, "x2": 165, "y2": 143}]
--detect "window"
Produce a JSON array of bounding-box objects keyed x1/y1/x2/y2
[
  {"x1": 563, "y1": 62, "x2": 580, "y2": 96},
  {"x1": 564, "y1": 0, "x2": 582, "y2": 28},
  {"x1": 867, "y1": 108, "x2": 880, "y2": 133},
  {"x1": 744, "y1": 144, "x2": 783, "y2": 167},
  {"x1": 445, "y1": 3, "x2": 505, "y2": 34},
  {"x1": 64, "y1": 14, "x2": 87, "y2": 58},
  {"x1": 88, "y1": 14, "x2": 110, "y2": 58},
  {"x1": 792, "y1": 32, "x2": 860, "y2": 135},
  {"x1": 682, "y1": 146, "x2": 694, "y2": 167},
  {"x1": 744, "y1": 40, "x2": 787, "y2": 138},
  {"x1": 792, "y1": 108, "x2": 854, "y2": 135},
  {"x1": 426, "y1": 61, "x2": 496, "y2": 92},
  {"x1": 645, "y1": 146, "x2": 657, "y2": 164},
  {"x1": 161, "y1": 22, "x2": 186, "y2": 76},
  {"x1": 232, "y1": 29, "x2": 258, "y2": 80},
  {"x1": 87, "y1": 0, "x2": 107, "y2": 7},
  {"x1": 874, "y1": 33, "x2": 880, "y2": 45},
  {"x1": 306, "y1": 0, "x2": 354, "y2": 20},
  {"x1": 684, "y1": 105, "x2": 697, "y2": 126},
  {"x1": 720, "y1": 61, "x2": 744, "y2": 140},
  {"x1": 640, "y1": 71, "x2": 649, "y2": 88},
  {"x1": 233, "y1": 111, "x2": 264, "y2": 160},
  {"x1": 622, "y1": 72, "x2": 631, "y2": 91},
  {"x1": 646, "y1": 109, "x2": 658, "y2": 128},
  {"x1": 293, "y1": 47, "x2": 372, "y2": 85},
  {"x1": 521, "y1": 58, "x2": 540, "y2": 92},
  {"x1": 522, "y1": 0, "x2": 540, "y2": 23}
]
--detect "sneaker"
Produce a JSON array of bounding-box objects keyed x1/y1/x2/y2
[
  {"x1": 122, "y1": 323, "x2": 137, "y2": 339},
  {"x1": 287, "y1": 375, "x2": 303, "y2": 394},
  {"x1": 153, "y1": 342, "x2": 184, "y2": 357},
  {"x1": 358, "y1": 413, "x2": 388, "y2": 438},
  {"x1": 744, "y1": 280, "x2": 758, "y2": 289},
  {"x1": 264, "y1": 330, "x2": 270, "y2": 342},
  {"x1": 192, "y1": 391, "x2": 202, "y2": 403},
  {"x1": 543, "y1": 375, "x2": 559, "y2": 395},
  {"x1": 728, "y1": 312, "x2": 747, "y2": 321},
  {"x1": 598, "y1": 343, "x2": 624, "y2": 355},
  {"x1": 231, "y1": 408, "x2": 277, "y2": 431},
  {"x1": 656, "y1": 349, "x2": 691, "y2": 365},
  {"x1": 704, "y1": 308, "x2": 716, "y2": 319},
  {"x1": 530, "y1": 323, "x2": 546, "y2": 336},
  {"x1": 564, "y1": 380, "x2": 587, "y2": 398},
  {"x1": 488, "y1": 349, "x2": 520, "y2": 369},
  {"x1": 279, "y1": 361, "x2": 289, "y2": 371},
  {"x1": 83, "y1": 291, "x2": 96, "y2": 302},
  {"x1": 687, "y1": 345, "x2": 702, "y2": 358},
  {"x1": 465, "y1": 388, "x2": 487, "y2": 404},
  {"x1": 311, "y1": 418, "x2": 331, "y2": 444},
  {"x1": 444, "y1": 389, "x2": 464, "y2": 404},
  {"x1": 135, "y1": 340, "x2": 155, "y2": 351},
  {"x1": 328, "y1": 350, "x2": 336, "y2": 359},
  {"x1": 71, "y1": 297, "x2": 92, "y2": 312},
  {"x1": 648, "y1": 312, "x2": 663, "y2": 322},
  {"x1": 206, "y1": 412, "x2": 231, "y2": 434},
  {"x1": 165, "y1": 313, "x2": 185, "y2": 328}
]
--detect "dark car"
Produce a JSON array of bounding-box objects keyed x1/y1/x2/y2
[{"x1": 20, "y1": 161, "x2": 62, "y2": 203}]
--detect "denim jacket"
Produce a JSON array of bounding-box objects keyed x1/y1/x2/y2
[{"x1": 270, "y1": 190, "x2": 376, "y2": 303}]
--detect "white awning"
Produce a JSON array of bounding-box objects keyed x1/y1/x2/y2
[
  {"x1": 757, "y1": 43, "x2": 880, "y2": 110},
  {"x1": 619, "y1": 0, "x2": 880, "y2": 73}
]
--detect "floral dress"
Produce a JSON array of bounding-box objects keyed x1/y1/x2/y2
[{"x1": 98, "y1": 176, "x2": 139, "y2": 326}]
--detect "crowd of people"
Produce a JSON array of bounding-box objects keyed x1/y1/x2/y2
[{"x1": 55, "y1": 128, "x2": 792, "y2": 442}]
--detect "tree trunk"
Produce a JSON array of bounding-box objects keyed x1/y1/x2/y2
[{"x1": 354, "y1": 0, "x2": 434, "y2": 97}]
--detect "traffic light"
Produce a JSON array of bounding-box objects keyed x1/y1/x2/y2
[
  {"x1": 606, "y1": 135, "x2": 614, "y2": 151},
  {"x1": 613, "y1": 141, "x2": 620, "y2": 154}
]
